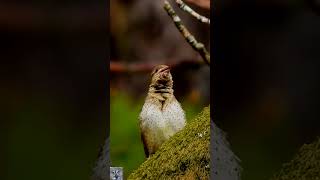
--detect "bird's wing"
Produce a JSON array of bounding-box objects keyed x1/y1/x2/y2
[{"x1": 141, "y1": 132, "x2": 149, "y2": 157}]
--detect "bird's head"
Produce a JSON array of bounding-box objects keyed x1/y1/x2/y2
[{"x1": 150, "y1": 65, "x2": 173, "y2": 89}]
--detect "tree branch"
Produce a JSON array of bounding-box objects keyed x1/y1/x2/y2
[
  {"x1": 174, "y1": 0, "x2": 210, "y2": 24},
  {"x1": 164, "y1": 1, "x2": 210, "y2": 66}
]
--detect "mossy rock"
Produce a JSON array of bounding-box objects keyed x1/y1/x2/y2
[
  {"x1": 128, "y1": 106, "x2": 210, "y2": 180},
  {"x1": 271, "y1": 137, "x2": 320, "y2": 180}
]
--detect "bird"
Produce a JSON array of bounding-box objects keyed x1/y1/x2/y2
[{"x1": 139, "y1": 64, "x2": 186, "y2": 157}]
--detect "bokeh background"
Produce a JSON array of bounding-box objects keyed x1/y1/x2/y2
[
  {"x1": 213, "y1": 0, "x2": 320, "y2": 179},
  {"x1": 1, "y1": 1, "x2": 108, "y2": 180},
  {"x1": 1, "y1": 0, "x2": 210, "y2": 180},
  {"x1": 109, "y1": 0, "x2": 210, "y2": 178},
  {"x1": 2, "y1": 0, "x2": 320, "y2": 180}
]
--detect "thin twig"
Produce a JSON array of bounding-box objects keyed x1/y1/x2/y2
[
  {"x1": 175, "y1": 0, "x2": 210, "y2": 24},
  {"x1": 164, "y1": 1, "x2": 210, "y2": 66}
]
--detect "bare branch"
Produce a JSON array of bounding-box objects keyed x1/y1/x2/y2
[
  {"x1": 175, "y1": 0, "x2": 210, "y2": 24},
  {"x1": 164, "y1": 1, "x2": 210, "y2": 66}
]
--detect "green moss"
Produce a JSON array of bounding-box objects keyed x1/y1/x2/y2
[
  {"x1": 128, "y1": 106, "x2": 210, "y2": 180},
  {"x1": 271, "y1": 137, "x2": 320, "y2": 180}
]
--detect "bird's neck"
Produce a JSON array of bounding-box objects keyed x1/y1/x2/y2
[
  {"x1": 148, "y1": 85, "x2": 173, "y2": 94},
  {"x1": 148, "y1": 84, "x2": 174, "y2": 105}
]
